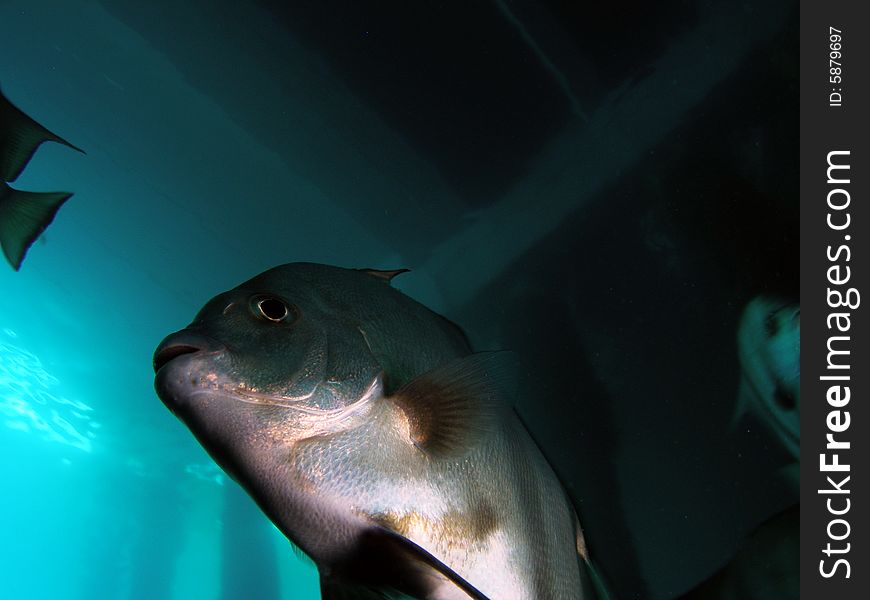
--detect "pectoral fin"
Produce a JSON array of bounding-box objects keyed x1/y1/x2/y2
[
  {"x1": 327, "y1": 526, "x2": 489, "y2": 600},
  {"x1": 1, "y1": 87, "x2": 84, "y2": 182},
  {"x1": 0, "y1": 182, "x2": 71, "y2": 270},
  {"x1": 390, "y1": 352, "x2": 516, "y2": 457}
]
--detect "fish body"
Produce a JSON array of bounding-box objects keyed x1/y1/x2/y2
[
  {"x1": 154, "y1": 263, "x2": 595, "y2": 599},
  {"x1": 0, "y1": 87, "x2": 82, "y2": 270}
]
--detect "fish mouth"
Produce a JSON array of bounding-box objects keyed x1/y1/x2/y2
[
  {"x1": 153, "y1": 330, "x2": 228, "y2": 414},
  {"x1": 153, "y1": 329, "x2": 319, "y2": 412},
  {"x1": 153, "y1": 330, "x2": 224, "y2": 373},
  {"x1": 153, "y1": 344, "x2": 200, "y2": 373}
]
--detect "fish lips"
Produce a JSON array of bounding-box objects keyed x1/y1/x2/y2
[{"x1": 153, "y1": 330, "x2": 227, "y2": 413}]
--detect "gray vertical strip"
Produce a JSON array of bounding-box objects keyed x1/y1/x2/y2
[{"x1": 801, "y1": 1, "x2": 869, "y2": 598}]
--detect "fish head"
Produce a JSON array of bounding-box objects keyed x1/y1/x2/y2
[
  {"x1": 152, "y1": 261, "x2": 471, "y2": 468},
  {"x1": 152, "y1": 264, "x2": 388, "y2": 471}
]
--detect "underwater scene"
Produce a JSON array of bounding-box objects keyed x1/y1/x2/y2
[{"x1": 0, "y1": 1, "x2": 798, "y2": 599}]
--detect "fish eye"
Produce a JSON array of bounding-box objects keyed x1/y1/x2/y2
[
  {"x1": 252, "y1": 296, "x2": 292, "y2": 323},
  {"x1": 773, "y1": 386, "x2": 797, "y2": 411}
]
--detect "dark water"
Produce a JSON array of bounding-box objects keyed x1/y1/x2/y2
[{"x1": 0, "y1": 1, "x2": 797, "y2": 598}]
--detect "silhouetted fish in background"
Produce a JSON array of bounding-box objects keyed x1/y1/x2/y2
[
  {"x1": 734, "y1": 296, "x2": 800, "y2": 461},
  {"x1": 680, "y1": 295, "x2": 800, "y2": 600},
  {"x1": 154, "y1": 263, "x2": 607, "y2": 600},
  {"x1": 0, "y1": 86, "x2": 83, "y2": 270}
]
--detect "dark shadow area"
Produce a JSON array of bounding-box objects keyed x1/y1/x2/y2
[
  {"x1": 457, "y1": 7, "x2": 798, "y2": 598},
  {"x1": 253, "y1": 0, "x2": 571, "y2": 205}
]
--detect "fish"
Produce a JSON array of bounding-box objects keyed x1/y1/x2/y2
[
  {"x1": 0, "y1": 86, "x2": 83, "y2": 270},
  {"x1": 154, "y1": 263, "x2": 603, "y2": 600},
  {"x1": 734, "y1": 296, "x2": 800, "y2": 461},
  {"x1": 678, "y1": 296, "x2": 800, "y2": 599}
]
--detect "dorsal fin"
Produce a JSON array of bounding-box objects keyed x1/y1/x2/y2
[
  {"x1": 358, "y1": 268, "x2": 410, "y2": 284},
  {"x1": 390, "y1": 352, "x2": 516, "y2": 457}
]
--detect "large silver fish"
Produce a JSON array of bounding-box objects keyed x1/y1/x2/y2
[{"x1": 154, "y1": 263, "x2": 601, "y2": 600}]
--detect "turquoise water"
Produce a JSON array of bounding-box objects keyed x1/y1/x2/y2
[
  {"x1": 1, "y1": 1, "x2": 798, "y2": 599},
  {"x1": 0, "y1": 2, "x2": 338, "y2": 597}
]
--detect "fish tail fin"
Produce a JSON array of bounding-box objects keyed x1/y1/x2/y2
[
  {"x1": 0, "y1": 182, "x2": 72, "y2": 270},
  {"x1": 1, "y1": 87, "x2": 84, "y2": 182}
]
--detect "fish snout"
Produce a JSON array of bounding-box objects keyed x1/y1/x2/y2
[{"x1": 153, "y1": 330, "x2": 225, "y2": 373}]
